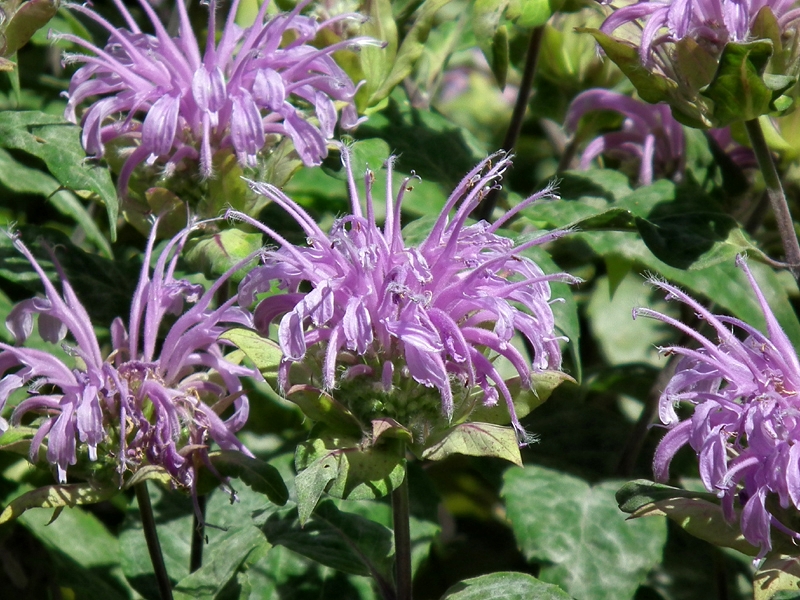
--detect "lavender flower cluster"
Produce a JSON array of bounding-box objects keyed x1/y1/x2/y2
[
  {"x1": 0, "y1": 222, "x2": 256, "y2": 490},
  {"x1": 61, "y1": 0, "x2": 372, "y2": 194}
]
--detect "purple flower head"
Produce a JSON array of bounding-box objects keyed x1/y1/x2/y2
[
  {"x1": 600, "y1": 0, "x2": 800, "y2": 67},
  {"x1": 565, "y1": 89, "x2": 756, "y2": 184},
  {"x1": 634, "y1": 256, "x2": 800, "y2": 557},
  {"x1": 0, "y1": 222, "x2": 257, "y2": 490},
  {"x1": 229, "y1": 150, "x2": 578, "y2": 443},
  {"x1": 565, "y1": 89, "x2": 686, "y2": 185},
  {"x1": 60, "y1": 0, "x2": 373, "y2": 194}
]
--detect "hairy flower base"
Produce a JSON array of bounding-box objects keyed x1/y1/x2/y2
[
  {"x1": 636, "y1": 256, "x2": 800, "y2": 557},
  {"x1": 230, "y1": 149, "x2": 577, "y2": 442},
  {"x1": 0, "y1": 222, "x2": 257, "y2": 491}
]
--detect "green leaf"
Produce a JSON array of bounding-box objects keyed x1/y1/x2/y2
[
  {"x1": 701, "y1": 39, "x2": 793, "y2": 125},
  {"x1": 286, "y1": 385, "x2": 364, "y2": 436},
  {"x1": 183, "y1": 229, "x2": 262, "y2": 282},
  {"x1": 441, "y1": 571, "x2": 573, "y2": 599},
  {"x1": 173, "y1": 525, "x2": 268, "y2": 600},
  {"x1": 3, "y1": 0, "x2": 59, "y2": 56},
  {"x1": 262, "y1": 500, "x2": 394, "y2": 582},
  {"x1": 616, "y1": 480, "x2": 720, "y2": 513},
  {"x1": 18, "y1": 498, "x2": 134, "y2": 600},
  {"x1": 219, "y1": 327, "x2": 283, "y2": 381},
  {"x1": 512, "y1": 0, "x2": 563, "y2": 28},
  {"x1": 0, "y1": 482, "x2": 117, "y2": 524},
  {"x1": 358, "y1": 0, "x2": 399, "y2": 109},
  {"x1": 0, "y1": 147, "x2": 112, "y2": 257},
  {"x1": 0, "y1": 111, "x2": 119, "y2": 239},
  {"x1": 468, "y1": 372, "x2": 573, "y2": 426},
  {"x1": 0, "y1": 425, "x2": 38, "y2": 455},
  {"x1": 421, "y1": 422, "x2": 522, "y2": 465},
  {"x1": 295, "y1": 434, "x2": 406, "y2": 510},
  {"x1": 755, "y1": 556, "x2": 800, "y2": 600},
  {"x1": 369, "y1": 0, "x2": 454, "y2": 104},
  {"x1": 209, "y1": 450, "x2": 289, "y2": 506},
  {"x1": 502, "y1": 465, "x2": 667, "y2": 600},
  {"x1": 628, "y1": 496, "x2": 759, "y2": 556}
]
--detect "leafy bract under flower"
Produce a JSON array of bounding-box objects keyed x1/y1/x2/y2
[
  {"x1": 60, "y1": 0, "x2": 372, "y2": 194},
  {"x1": 230, "y1": 150, "x2": 577, "y2": 442},
  {"x1": 0, "y1": 222, "x2": 256, "y2": 490},
  {"x1": 635, "y1": 256, "x2": 800, "y2": 557}
]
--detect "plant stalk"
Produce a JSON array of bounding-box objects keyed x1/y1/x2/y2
[
  {"x1": 135, "y1": 482, "x2": 174, "y2": 600},
  {"x1": 476, "y1": 25, "x2": 545, "y2": 222},
  {"x1": 190, "y1": 494, "x2": 207, "y2": 573},
  {"x1": 744, "y1": 118, "x2": 800, "y2": 282},
  {"x1": 392, "y1": 453, "x2": 412, "y2": 600}
]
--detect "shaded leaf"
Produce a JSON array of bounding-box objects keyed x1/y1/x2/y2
[
  {"x1": 172, "y1": 525, "x2": 268, "y2": 600},
  {"x1": 0, "y1": 482, "x2": 116, "y2": 524},
  {"x1": 755, "y1": 555, "x2": 800, "y2": 600},
  {"x1": 184, "y1": 229, "x2": 262, "y2": 283},
  {"x1": 209, "y1": 450, "x2": 289, "y2": 506},
  {"x1": 0, "y1": 111, "x2": 118, "y2": 239},
  {"x1": 441, "y1": 571, "x2": 573, "y2": 599},
  {"x1": 502, "y1": 465, "x2": 667, "y2": 600}
]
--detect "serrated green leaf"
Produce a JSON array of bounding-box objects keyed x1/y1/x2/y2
[
  {"x1": 0, "y1": 111, "x2": 118, "y2": 240},
  {"x1": 0, "y1": 482, "x2": 117, "y2": 524},
  {"x1": 209, "y1": 450, "x2": 289, "y2": 506},
  {"x1": 422, "y1": 422, "x2": 522, "y2": 465},
  {"x1": 502, "y1": 465, "x2": 667, "y2": 600},
  {"x1": 441, "y1": 571, "x2": 573, "y2": 599}
]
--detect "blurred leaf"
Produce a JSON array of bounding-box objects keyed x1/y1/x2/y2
[
  {"x1": 503, "y1": 465, "x2": 667, "y2": 600},
  {"x1": 0, "y1": 482, "x2": 116, "y2": 524},
  {"x1": 510, "y1": 0, "x2": 563, "y2": 28},
  {"x1": 369, "y1": 0, "x2": 453, "y2": 104},
  {"x1": 172, "y1": 525, "x2": 268, "y2": 600},
  {"x1": 755, "y1": 555, "x2": 800, "y2": 600},
  {"x1": 18, "y1": 500, "x2": 134, "y2": 599},
  {"x1": 183, "y1": 229, "x2": 261, "y2": 282},
  {"x1": 3, "y1": 0, "x2": 58, "y2": 56},
  {"x1": 421, "y1": 422, "x2": 523, "y2": 465},
  {"x1": 0, "y1": 111, "x2": 119, "y2": 240},
  {"x1": 441, "y1": 571, "x2": 573, "y2": 599},
  {"x1": 358, "y1": 0, "x2": 398, "y2": 109},
  {"x1": 262, "y1": 500, "x2": 394, "y2": 583},
  {"x1": 208, "y1": 451, "x2": 289, "y2": 506}
]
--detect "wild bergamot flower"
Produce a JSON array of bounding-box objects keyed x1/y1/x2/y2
[
  {"x1": 228, "y1": 150, "x2": 577, "y2": 443},
  {"x1": 60, "y1": 0, "x2": 372, "y2": 194},
  {"x1": 635, "y1": 256, "x2": 800, "y2": 557},
  {"x1": 0, "y1": 222, "x2": 256, "y2": 490}
]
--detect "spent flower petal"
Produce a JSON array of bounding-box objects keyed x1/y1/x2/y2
[
  {"x1": 229, "y1": 150, "x2": 578, "y2": 442},
  {"x1": 635, "y1": 256, "x2": 800, "y2": 557}
]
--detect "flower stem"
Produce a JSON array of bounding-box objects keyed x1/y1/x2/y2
[
  {"x1": 476, "y1": 25, "x2": 545, "y2": 222},
  {"x1": 392, "y1": 453, "x2": 412, "y2": 600},
  {"x1": 744, "y1": 118, "x2": 800, "y2": 282},
  {"x1": 135, "y1": 483, "x2": 174, "y2": 600},
  {"x1": 190, "y1": 494, "x2": 207, "y2": 573}
]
